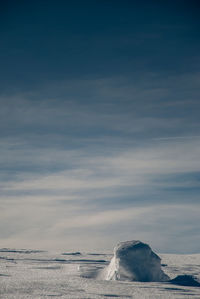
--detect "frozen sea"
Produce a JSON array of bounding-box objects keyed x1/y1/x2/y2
[{"x1": 0, "y1": 248, "x2": 200, "y2": 298}]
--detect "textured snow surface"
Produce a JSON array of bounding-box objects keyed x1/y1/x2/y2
[
  {"x1": 102, "y1": 240, "x2": 169, "y2": 282},
  {"x1": 0, "y1": 248, "x2": 200, "y2": 298}
]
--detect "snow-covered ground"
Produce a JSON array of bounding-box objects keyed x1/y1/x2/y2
[{"x1": 0, "y1": 248, "x2": 200, "y2": 298}]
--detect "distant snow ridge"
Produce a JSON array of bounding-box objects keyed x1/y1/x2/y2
[{"x1": 103, "y1": 240, "x2": 169, "y2": 282}]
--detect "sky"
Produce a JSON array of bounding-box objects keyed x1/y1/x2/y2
[{"x1": 0, "y1": 0, "x2": 200, "y2": 253}]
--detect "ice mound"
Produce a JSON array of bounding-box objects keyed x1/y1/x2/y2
[{"x1": 102, "y1": 240, "x2": 169, "y2": 282}]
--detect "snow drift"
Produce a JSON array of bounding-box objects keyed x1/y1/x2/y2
[
  {"x1": 102, "y1": 240, "x2": 169, "y2": 282},
  {"x1": 170, "y1": 275, "x2": 200, "y2": 287}
]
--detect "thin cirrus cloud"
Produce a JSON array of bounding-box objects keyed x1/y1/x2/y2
[
  {"x1": 1, "y1": 137, "x2": 200, "y2": 195},
  {"x1": 0, "y1": 72, "x2": 200, "y2": 252},
  {"x1": 0, "y1": 1, "x2": 200, "y2": 253},
  {"x1": 1, "y1": 135, "x2": 199, "y2": 254},
  {"x1": 0, "y1": 200, "x2": 199, "y2": 253}
]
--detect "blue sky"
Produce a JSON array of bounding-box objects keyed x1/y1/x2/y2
[{"x1": 0, "y1": 1, "x2": 200, "y2": 253}]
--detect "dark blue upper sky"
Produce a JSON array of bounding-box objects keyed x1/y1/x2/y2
[
  {"x1": 0, "y1": 1, "x2": 200, "y2": 252},
  {"x1": 0, "y1": 1, "x2": 200, "y2": 93}
]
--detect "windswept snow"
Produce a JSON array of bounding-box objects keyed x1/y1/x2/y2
[
  {"x1": 102, "y1": 240, "x2": 169, "y2": 282},
  {"x1": 0, "y1": 246, "x2": 200, "y2": 298}
]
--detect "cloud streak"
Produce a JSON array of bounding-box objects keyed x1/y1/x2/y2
[{"x1": 0, "y1": 72, "x2": 200, "y2": 252}]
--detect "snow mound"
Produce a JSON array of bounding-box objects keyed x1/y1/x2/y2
[
  {"x1": 170, "y1": 275, "x2": 200, "y2": 287},
  {"x1": 102, "y1": 240, "x2": 169, "y2": 282}
]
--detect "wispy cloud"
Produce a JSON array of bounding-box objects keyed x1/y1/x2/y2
[
  {"x1": 0, "y1": 72, "x2": 200, "y2": 252},
  {"x1": 1, "y1": 201, "x2": 199, "y2": 252}
]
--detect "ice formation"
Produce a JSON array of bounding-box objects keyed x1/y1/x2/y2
[{"x1": 103, "y1": 240, "x2": 169, "y2": 282}]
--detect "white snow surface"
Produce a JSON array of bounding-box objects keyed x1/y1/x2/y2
[
  {"x1": 0, "y1": 246, "x2": 200, "y2": 298},
  {"x1": 102, "y1": 240, "x2": 169, "y2": 282}
]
